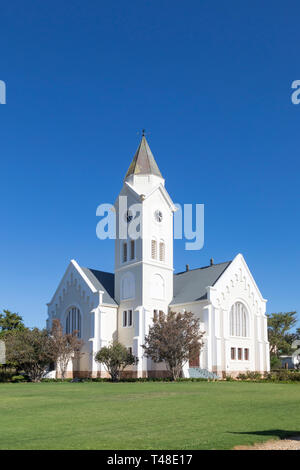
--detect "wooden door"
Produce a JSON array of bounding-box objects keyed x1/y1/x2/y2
[{"x1": 189, "y1": 347, "x2": 200, "y2": 367}]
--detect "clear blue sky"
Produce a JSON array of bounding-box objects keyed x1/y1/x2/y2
[{"x1": 0, "y1": 0, "x2": 299, "y2": 329}]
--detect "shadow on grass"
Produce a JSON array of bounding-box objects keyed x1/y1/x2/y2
[{"x1": 229, "y1": 429, "x2": 300, "y2": 440}]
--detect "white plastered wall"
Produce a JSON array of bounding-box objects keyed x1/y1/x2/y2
[
  {"x1": 207, "y1": 254, "x2": 270, "y2": 376},
  {"x1": 47, "y1": 260, "x2": 117, "y2": 377}
]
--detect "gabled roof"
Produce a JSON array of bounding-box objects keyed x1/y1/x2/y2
[
  {"x1": 125, "y1": 135, "x2": 163, "y2": 179},
  {"x1": 80, "y1": 267, "x2": 117, "y2": 305},
  {"x1": 170, "y1": 261, "x2": 232, "y2": 305},
  {"x1": 80, "y1": 260, "x2": 232, "y2": 307}
]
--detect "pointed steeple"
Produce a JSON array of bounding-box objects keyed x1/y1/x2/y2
[{"x1": 125, "y1": 135, "x2": 163, "y2": 180}]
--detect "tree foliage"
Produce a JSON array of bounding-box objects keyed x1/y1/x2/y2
[
  {"x1": 0, "y1": 310, "x2": 25, "y2": 338},
  {"x1": 142, "y1": 311, "x2": 205, "y2": 381},
  {"x1": 51, "y1": 319, "x2": 83, "y2": 380},
  {"x1": 95, "y1": 341, "x2": 136, "y2": 382},
  {"x1": 270, "y1": 355, "x2": 282, "y2": 370},
  {"x1": 267, "y1": 311, "x2": 297, "y2": 356},
  {"x1": 5, "y1": 328, "x2": 55, "y2": 382}
]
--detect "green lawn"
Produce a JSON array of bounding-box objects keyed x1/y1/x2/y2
[{"x1": 0, "y1": 381, "x2": 299, "y2": 450}]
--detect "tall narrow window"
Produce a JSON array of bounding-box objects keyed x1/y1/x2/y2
[
  {"x1": 66, "y1": 313, "x2": 70, "y2": 335},
  {"x1": 72, "y1": 308, "x2": 75, "y2": 331},
  {"x1": 242, "y1": 310, "x2": 247, "y2": 337},
  {"x1": 123, "y1": 242, "x2": 127, "y2": 262},
  {"x1": 65, "y1": 307, "x2": 81, "y2": 338},
  {"x1": 78, "y1": 311, "x2": 81, "y2": 337},
  {"x1": 151, "y1": 239, "x2": 157, "y2": 259},
  {"x1": 238, "y1": 348, "x2": 242, "y2": 360},
  {"x1": 244, "y1": 348, "x2": 249, "y2": 361},
  {"x1": 122, "y1": 310, "x2": 133, "y2": 327},
  {"x1": 236, "y1": 304, "x2": 241, "y2": 336},
  {"x1": 231, "y1": 347, "x2": 236, "y2": 360},
  {"x1": 130, "y1": 240, "x2": 135, "y2": 260},
  {"x1": 159, "y1": 241, "x2": 165, "y2": 262},
  {"x1": 153, "y1": 309, "x2": 158, "y2": 322}
]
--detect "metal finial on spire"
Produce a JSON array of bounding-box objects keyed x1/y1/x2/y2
[{"x1": 136, "y1": 129, "x2": 148, "y2": 138}]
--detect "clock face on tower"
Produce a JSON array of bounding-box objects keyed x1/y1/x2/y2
[
  {"x1": 154, "y1": 210, "x2": 163, "y2": 222},
  {"x1": 125, "y1": 210, "x2": 133, "y2": 222}
]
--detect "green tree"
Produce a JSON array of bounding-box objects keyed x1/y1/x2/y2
[
  {"x1": 267, "y1": 311, "x2": 297, "y2": 357},
  {"x1": 270, "y1": 355, "x2": 282, "y2": 370},
  {"x1": 5, "y1": 328, "x2": 55, "y2": 382},
  {"x1": 0, "y1": 310, "x2": 25, "y2": 338},
  {"x1": 142, "y1": 311, "x2": 205, "y2": 381},
  {"x1": 95, "y1": 341, "x2": 136, "y2": 382},
  {"x1": 290, "y1": 327, "x2": 300, "y2": 342}
]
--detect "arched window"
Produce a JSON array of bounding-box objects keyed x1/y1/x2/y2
[
  {"x1": 159, "y1": 240, "x2": 165, "y2": 262},
  {"x1": 121, "y1": 272, "x2": 135, "y2": 300},
  {"x1": 229, "y1": 302, "x2": 249, "y2": 337},
  {"x1": 151, "y1": 273, "x2": 164, "y2": 300},
  {"x1": 65, "y1": 307, "x2": 81, "y2": 338}
]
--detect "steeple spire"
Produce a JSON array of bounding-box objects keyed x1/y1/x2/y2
[{"x1": 125, "y1": 135, "x2": 163, "y2": 180}]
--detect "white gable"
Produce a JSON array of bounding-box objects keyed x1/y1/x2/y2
[{"x1": 207, "y1": 253, "x2": 267, "y2": 316}]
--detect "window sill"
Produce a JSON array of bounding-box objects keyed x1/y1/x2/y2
[{"x1": 230, "y1": 360, "x2": 250, "y2": 362}]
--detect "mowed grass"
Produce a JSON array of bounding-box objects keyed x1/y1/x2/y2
[{"x1": 0, "y1": 381, "x2": 299, "y2": 450}]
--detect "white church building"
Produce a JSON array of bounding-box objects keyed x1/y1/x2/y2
[{"x1": 47, "y1": 136, "x2": 270, "y2": 378}]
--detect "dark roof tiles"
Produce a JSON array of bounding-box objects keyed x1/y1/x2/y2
[
  {"x1": 170, "y1": 261, "x2": 232, "y2": 305},
  {"x1": 81, "y1": 261, "x2": 232, "y2": 307},
  {"x1": 81, "y1": 267, "x2": 117, "y2": 305}
]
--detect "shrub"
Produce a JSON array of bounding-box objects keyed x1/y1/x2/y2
[
  {"x1": 11, "y1": 375, "x2": 25, "y2": 383},
  {"x1": 91, "y1": 377, "x2": 209, "y2": 383},
  {"x1": 264, "y1": 370, "x2": 300, "y2": 382},
  {"x1": 237, "y1": 371, "x2": 262, "y2": 381},
  {"x1": 247, "y1": 371, "x2": 262, "y2": 380},
  {"x1": 224, "y1": 374, "x2": 235, "y2": 381},
  {"x1": 39, "y1": 377, "x2": 210, "y2": 383},
  {"x1": 237, "y1": 373, "x2": 246, "y2": 380},
  {"x1": 270, "y1": 355, "x2": 282, "y2": 370},
  {"x1": 0, "y1": 371, "x2": 15, "y2": 382},
  {"x1": 95, "y1": 341, "x2": 137, "y2": 382},
  {"x1": 41, "y1": 378, "x2": 73, "y2": 383}
]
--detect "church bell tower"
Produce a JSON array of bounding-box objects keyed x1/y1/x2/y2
[{"x1": 114, "y1": 135, "x2": 176, "y2": 375}]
